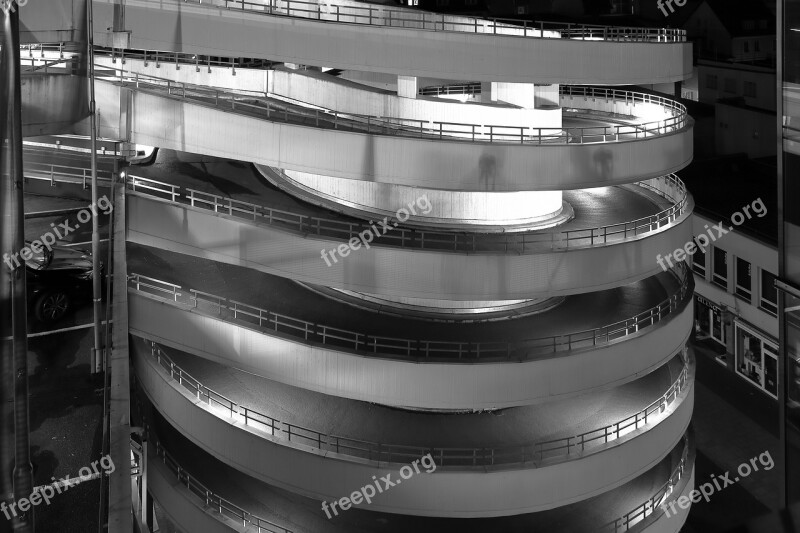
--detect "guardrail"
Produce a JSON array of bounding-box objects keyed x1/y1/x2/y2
[
  {"x1": 24, "y1": 161, "x2": 114, "y2": 189},
  {"x1": 145, "y1": 340, "x2": 689, "y2": 468},
  {"x1": 97, "y1": 66, "x2": 689, "y2": 145},
  {"x1": 95, "y1": 46, "x2": 277, "y2": 72},
  {"x1": 127, "y1": 172, "x2": 689, "y2": 253},
  {"x1": 153, "y1": 440, "x2": 293, "y2": 533},
  {"x1": 183, "y1": 0, "x2": 684, "y2": 42},
  {"x1": 610, "y1": 438, "x2": 689, "y2": 531},
  {"x1": 128, "y1": 262, "x2": 692, "y2": 362}
]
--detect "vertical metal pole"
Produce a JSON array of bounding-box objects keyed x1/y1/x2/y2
[
  {"x1": 87, "y1": 0, "x2": 103, "y2": 374},
  {"x1": 0, "y1": 6, "x2": 14, "y2": 533},
  {"x1": 2, "y1": 5, "x2": 33, "y2": 533},
  {"x1": 98, "y1": 158, "x2": 117, "y2": 533},
  {"x1": 140, "y1": 441, "x2": 148, "y2": 528},
  {"x1": 776, "y1": 0, "x2": 788, "y2": 510}
]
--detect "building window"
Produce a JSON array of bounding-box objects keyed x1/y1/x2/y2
[
  {"x1": 744, "y1": 41, "x2": 750, "y2": 53},
  {"x1": 724, "y1": 78, "x2": 737, "y2": 93},
  {"x1": 706, "y1": 74, "x2": 718, "y2": 90},
  {"x1": 760, "y1": 270, "x2": 778, "y2": 315},
  {"x1": 754, "y1": 40, "x2": 761, "y2": 52},
  {"x1": 736, "y1": 257, "x2": 752, "y2": 301},
  {"x1": 764, "y1": 341, "x2": 778, "y2": 396},
  {"x1": 735, "y1": 323, "x2": 778, "y2": 398},
  {"x1": 692, "y1": 237, "x2": 707, "y2": 277},
  {"x1": 744, "y1": 81, "x2": 757, "y2": 98},
  {"x1": 713, "y1": 247, "x2": 728, "y2": 289}
]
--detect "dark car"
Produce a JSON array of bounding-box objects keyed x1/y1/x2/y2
[{"x1": 25, "y1": 243, "x2": 102, "y2": 323}]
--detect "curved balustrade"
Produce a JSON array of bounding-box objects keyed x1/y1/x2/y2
[
  {"x1": 127, "y1": 263, "x2": 692, "y2": 361},
  {"x1": 151, "y1": 428, "x2": 689, "y2": 529},
  {"x1": 609, "y1": 437, "x2": 689, "y2": 532},
  {"x1": 185, "y1": 0, "x2": 685, "y2": 43},
  {"x1": 127, "y1": 173, "x2": 689, "y2": 253},
  {"x1": 144, "y1": 340, "x2": 690, "y2": 468},
  {"x1": 97, "y1": 67, "x2": 689, "y2": 146},
  {"x1": 152, "y1": 439, "x2": 293, "y2": 533},
  {"x1": 422, "y1": 84, "x2": 688, "y2": 125}
]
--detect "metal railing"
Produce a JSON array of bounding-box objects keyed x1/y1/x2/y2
[
  {"x1": 128, "y1": 262, "x2": 692, "y2": 362},
  {"x1": 127, "y1": 172, "x2": 689, "y2": 253},
  {"x1": 421, "y1": 83, "x2": 688, "y2": 118},
  {"x1": 96, "y1": 66, "x2": 689, "y2": 145},
  {"x1": 182, "y1": 0, "x2": 685, "y2": 42},
  {"x1": 95, "y1": 46, "x2": 276, "y2": 72},
  {"x1": 23, "y1": 161, "x2": 114, "y2": 189},
  {"x1": 146, "y1": 340, "x2": 689, "y2": 467},
  {"x1": 610, "y1": 438, "x2": 690, "y2": 531},
  {"x1": 153, "y1": 440, "x2": 293, "y2": 533}
]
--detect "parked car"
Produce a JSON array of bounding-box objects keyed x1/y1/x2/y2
[{"x1": 25, "y1": 242, "x2": 102, "y2": 323}]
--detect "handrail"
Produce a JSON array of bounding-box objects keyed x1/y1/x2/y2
[
  {"x1": 610, "y1": 437, "x2": 690, "y2": 531},
  {"x1": 180, "y1": 0, "x2": 685, "y2": 43},
  {"x1": 145, "y1": 340, "x2": 690, "y2": 468},
  {"x1": 128, "y1": 262, "x2": 693, "y2": 362},
  {"x1": 152, "y1": 431, "x2": 688, "y2": 533},
  {"x1": 126, "y1": 172, "x2": 690, "y2": 253},
  {"x1": 94, "y1": 46, "x2": 277, "y2": 72},
  {"x1": 153, "y1": 440, "x2": 293, "y2": 533},
  {"x1": 421, "y1": 84, "x2": 688, "y2": 121},
  {"x1": 96, "y1": 65, "x2": 690, "y2": 145},
  {"x1": 23, "y1": 161, "x2": 114, "y2": 190}
]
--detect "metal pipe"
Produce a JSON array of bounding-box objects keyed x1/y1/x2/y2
[
  {"x1": 2, "y1": 6, "x2": 33, "y2": 533},
  {"x1": 87, "y1": 0, "x2": 103, "y2": 374},
  {"x1": 0, "y1": 6, "x2": 15, "y2": 532}
]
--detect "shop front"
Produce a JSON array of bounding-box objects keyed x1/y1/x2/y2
[
  {"x1": 695, "y1": 294, "x2": 728, "y2": 347},
  {"x1": 734, "y1": 321, "x2": 778, "y2": 398}
]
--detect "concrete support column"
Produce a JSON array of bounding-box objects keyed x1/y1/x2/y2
[
  {"x1": 494, "y1": 82, "x2": 536, "y2": 108},
  {"x1": 479, "y1": 81, "x2": 494, "y2": 103},
  {"x1": 397, "y1": 75, "x2": 418, "y2": 98},
  {"x1": 535, "y1": 84, "x2": 560, "y2": 108}
]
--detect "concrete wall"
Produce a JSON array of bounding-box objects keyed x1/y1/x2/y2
[
  {"x1": 21, "y1": 74, "x2": 86, "y2": 137},
  {"x1": 273, "y1": 167, "x2": 565, "y2": 227},
  {"x1": 128, "y1": 290, "x2": 693, "y2": 410},
  {"x1": 101, "y1": 81, "x2": 693, "y2": 191},
  {"x1": 126, "y1": 193, "x2": 695, "y2": 299},
  {"x1": 148, "y1": 446, "x2": 247, "y2": 533},
  {"x1": 95, "y1": 56, "x2": 271, "y2": 94},
  {"x1": 91, "y1": 0, "x2": 692, "y2": 85},
  {"x1": 269, "y1": 68, "x2": 563, "y2": 129},
  {"x1": 135, "y1": 343, "x2": 695, "y2": 517},
  {"x1": 15, "y1": 0, "x2": 84, "y2": 43}
]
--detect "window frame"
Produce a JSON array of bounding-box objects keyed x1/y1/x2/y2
[
  {"x1": 712, "y1": 247, "x2": 728, "y2": 289},
  {"x1": 735, "y1": 257, "x2": 752, "y2": 301}
]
